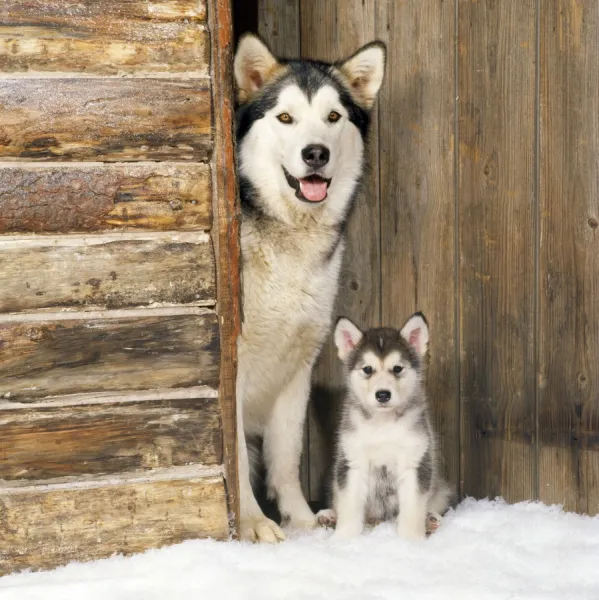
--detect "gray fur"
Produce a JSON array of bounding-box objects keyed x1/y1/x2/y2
[{"x1": 418, "y1": 449, "x2": 433, "y2": 494}]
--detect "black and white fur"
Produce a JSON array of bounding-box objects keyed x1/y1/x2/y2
[
  {"x1": 233, "y1": 34, "x2": 386, "y2": 542},
  {"x1": 318, "y1": 313, "x2": 453, "y2": 540}
]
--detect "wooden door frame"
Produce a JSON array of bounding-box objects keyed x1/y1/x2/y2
[{"x1": 210, "y1": 0, "x2": 242, "y2": 535}]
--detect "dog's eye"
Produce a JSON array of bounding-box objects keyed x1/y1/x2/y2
[
  {"x1": 277, "y1": 112, "x2": 293, "y2": 124},
  {"x1": 328, "y1": 111, "x2": 341, "y2": 123},
  {"x1": 362, "y1": 365, "x2": 373, "y2": 376},
  {"x1": 393, "y1": 365, "x2": 403, "y2": 375}
]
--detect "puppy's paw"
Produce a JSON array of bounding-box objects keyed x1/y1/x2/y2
[
  {"x1": 426, "y1": 512, "x2": 443, "y2": 535},
  {"x1": 316, "y1": 509, "x2": 337, "y2": 528},
  {"x1": 240, "y1": 514, "x2": 286, "y2": 543}
]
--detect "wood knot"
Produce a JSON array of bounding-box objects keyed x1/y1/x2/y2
[
  {"x1": 588, "y1": 217, "x2": 598, "y2": 229},
  {"x1": 25, "y1": 327, "x2": 43, "y2": 341}
]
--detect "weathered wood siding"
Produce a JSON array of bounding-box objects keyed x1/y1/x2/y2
[
  {"x1": 539, "y1": 0, "x2": 599, "y2": 516},
  {"x1": 0, "y1": 470, "x2": 228, "y2": 576},
  {"x1": 0, "y1": 80, "x2": 212, "y2": 162},
  {"x1": 0, "y1": 164, "x2": 212, "y2": 232},
  {"x1": 257, "y1": 0, "x2": 599, "y2": 515},
  {"x1": 0, "y1": 234, "x2": 215, "y2": 311},
  {"x1": 0, "y1": 0, "x2": 241, "y2": 575},
  {"x1": 0, "y1": 310, "x2": 219, "y2": 399},
  {"x1": 0, "y1": 393, "x2": 222, "y2": 480},
  {"x1": 1, "y1": 0, "x2": 209, "y2": 76}
]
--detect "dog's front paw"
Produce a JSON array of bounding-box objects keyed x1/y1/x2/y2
[
  {"x1": 240, "y1": 514, "x2": 286, "y2": 543},
  {"x1": 316, "y1": 509, "x2": 337, "y2": 528}
]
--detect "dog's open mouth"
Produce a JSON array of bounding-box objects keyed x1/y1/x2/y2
[{"x1": 283, "y1": 167, "x2": 331, "y2": 203}]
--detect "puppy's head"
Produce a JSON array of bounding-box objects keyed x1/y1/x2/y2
[{"x1": 334, "y1": 313, "x2": 429, "y2": 413}]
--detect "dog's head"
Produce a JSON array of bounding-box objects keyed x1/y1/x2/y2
[
  {"x1": 234, "y1": 34, "x2": 386, "y2": 224},
  {"x1": 334, "y1": 313, "x2": 429, "y2": 414}
]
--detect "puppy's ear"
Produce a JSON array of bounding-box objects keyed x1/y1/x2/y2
[
  {"x1": 334, "y1": 317, "x2": 363, "y2": 362},
  {"x1": 234, "y1": 33, "x2": 280, "y2": 104},
  {"x1": 338, "y1": 41, "x2": 386, "y2": 110},
  {"x1": 400, "y1": 312, "x2": 429, "y2": 357}
]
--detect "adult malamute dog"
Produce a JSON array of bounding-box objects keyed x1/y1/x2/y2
[
  {"x1": 318, "y1": 314, "x2": 453, "y2": 540},
  {"x1": 233, "y1": 34, "x2": 386, "y2": 542}
]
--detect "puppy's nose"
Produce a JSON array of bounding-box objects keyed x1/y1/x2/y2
[
  {"x1": 302, "y1": 144, "x2": 330, "y2": 168},
  {"x1": 375, "y1": 390, "x2": 391, "y2": 404}
]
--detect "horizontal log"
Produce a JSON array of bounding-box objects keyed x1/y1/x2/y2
[
  {"x1": 0, "y1": 24, "x2": 209, "y2": 76},
  {"x1": 1, "y1": 1, "x2": 206, "y2": 24},
  {"x1": 0, "y1": 163, "x2": 212, "y2": 232},
  {"x1": 0, "y1": 386, "x2": 219, "y2": 409},
  {"x1": 0, "y1": 233, "x2": 216, "y2": 312},
  {"x1": 0, "y1": 471, "x2": 228, "y2": 575},
  {"x1": 0, "y1": 309, "x2": 219, "y2": 400},
  {"x1": 0, "y1": 79, "x2": 212, "y2": 162},
  {"x1": 0, "y1": 397, "x2": 222, "y2": 481}
]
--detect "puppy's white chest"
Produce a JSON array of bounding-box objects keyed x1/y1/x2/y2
[{"x1": 349, "y1": 418, "x2": 427, "y2": 475}]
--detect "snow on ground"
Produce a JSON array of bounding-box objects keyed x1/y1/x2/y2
[{"x1": 2, "y1": 498, "x2": 599, "y2": 600}]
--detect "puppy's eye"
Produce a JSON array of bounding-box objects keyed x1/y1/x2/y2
[
  {"x1": 277, "y1": 112, "x2": 293, "y2": 124},
  {"x1": 328, "y1": 111, "x2": 341, "y2": 123},
  {"x1": 362, "y1": 365, "x2": 373, "y2": 376},
  {"x1": 393, "y1": 365, "x2": 403, "y2": 375}
]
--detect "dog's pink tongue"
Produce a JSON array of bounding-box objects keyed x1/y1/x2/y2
[{"x1": 299, "y1": 178, "x2": 327, "y2": 201}]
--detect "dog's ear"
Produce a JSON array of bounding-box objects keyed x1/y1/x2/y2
[
  {"x1": 234, "y1": 33, "x2": 280, "y2": 104},
  {"x1": 400, "y1": 312, "x2": 429, "y2": 357},
  {"x1": 334, "y1": 317, "x2": 363, "y2": 362},
  {"x1": 338, "y1": 41, "x2": 386, "y2": 110}
]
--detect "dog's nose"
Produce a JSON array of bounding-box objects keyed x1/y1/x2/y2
[
  {"x1": 375, "y1": 390, "x2": 391, "y2": 404},
  {"x1": 302, "y1": 144, "x2": 330, "y2": 168}
]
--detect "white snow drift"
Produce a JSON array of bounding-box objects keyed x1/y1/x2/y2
[{"x1": 1, "y1": 498, "x2": 598, "y2": 600}]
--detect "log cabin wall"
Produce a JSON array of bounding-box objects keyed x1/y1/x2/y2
[
  {"x1": 252, "y1": 0, "x2": 599, "y2": 515},
  {"x1": 0, "y1": 0, "x2": 240, "y2": 575}
]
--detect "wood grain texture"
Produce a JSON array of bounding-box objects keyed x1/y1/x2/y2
[
  {"x1": 0, "y1": 310, "x2": 219, "y2": 400},
  {"x1": 0, "y1": 79, "x2": 211, "y2": 162},
  {"x1": 1, "y1": 0, "x2": 208, "y2": 76},
  {"x1": 1, "y1": 1, "x2": 206, "y2": 24},
  {"x1": 539, "y1": 0, "x2": 599, "y2": 515},
  {"x1": 0, "y1": 163, "x2": 212, "y2": 233},
  {"x1": 377, "y1": 0, "x2": 458, "y2": 492},
  {"x1": 0, "y1": 473, "x2": 228, "y2": 575},
  {"x1": 300, "y1": 0, "x2": 380, "y2": 502},
  {"x1": 210, "y1": 0, "x2": 241, "y2": 532},
  {"x1": 258, "y1": 0, "x2": 300, "y2": 58},
  {"x1": 0, "y1": 397, "x2": 222, "y2": 481},
  {"x1": 458, "y1": 0, "x2": 537, "y2": 502},
  {"x1": 0, "y1": 234, "x2": 216, "y2": 312},
  {"x1": 258, "y1": 0, "x2": 310, "y2": 499}
]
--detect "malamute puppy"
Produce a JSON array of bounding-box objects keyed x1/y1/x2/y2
[
  {"x1": 233, "y1": 34, "x2": 386, "y2": 543},
  {"x1": 318, "y1": 313, "x2": 453, "y2": 540}
]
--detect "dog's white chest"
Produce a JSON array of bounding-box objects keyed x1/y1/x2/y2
[
  {"x1": 241, "y1": 222, "x2": 342, "y2": 342},
  {"x1": 238, "y1": 220, "x2": 344, "y2": 427},
  {"x1": 346, "y1": 417, "x2": 427, "y2": 476}
]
